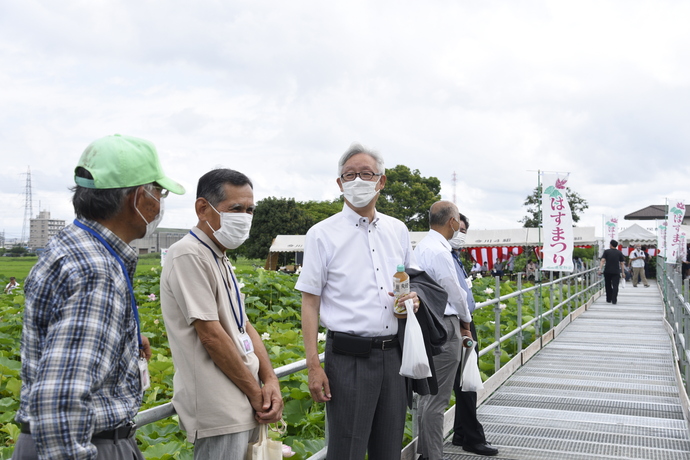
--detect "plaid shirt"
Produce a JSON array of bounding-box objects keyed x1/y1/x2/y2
[{"x1": 17, "y1": 219, "x2": 142, "y2": 459}]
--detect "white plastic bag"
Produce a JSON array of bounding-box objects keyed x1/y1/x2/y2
[
  {"x1": 399, "y1": 299, "x2": 432, "y2": 378},
  {"x1": 621, "y1": 278, "x2": 626, "y2": 289},
  {"x1": 461, "y1": 347, "x2": 484, "y2": 392},
  {"x1": 245, "y1": 424, "x2": 283, "y2": 460}
]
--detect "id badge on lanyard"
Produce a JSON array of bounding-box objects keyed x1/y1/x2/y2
[
  {"x1": 189, "y1": 230, "x2": 254, "y2": 357},
  {"x1": 138, "y1": 357, "x2": 150, "y2": 391},
  {"x1": 239, "y1": 332, "x2": 254, "y2": 355}
]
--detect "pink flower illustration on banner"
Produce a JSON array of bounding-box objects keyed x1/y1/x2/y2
[{"x1": 555, "y1": 177, "x2": 568, "y2": 189}]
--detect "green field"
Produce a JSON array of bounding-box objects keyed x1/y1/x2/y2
[
  {"x1": 0, "y1": 257, "x2": 38, "y2": 281},
  {"x1": 0, "y1": 254, "x2": 265, "y2": 284}
]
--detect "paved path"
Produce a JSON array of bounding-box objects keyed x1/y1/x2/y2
[{"x1": 444, "y1": 280, "x2": 690, "y2": 460}]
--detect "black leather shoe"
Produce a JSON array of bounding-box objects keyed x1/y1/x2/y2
[{"x1": 462, "y1": 443, "x2": 499, "y2": 456}]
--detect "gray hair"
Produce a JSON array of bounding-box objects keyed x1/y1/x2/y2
[
  {"x1": 429, "y1": 201, "x2": 458, "y2": 227},
  {"x1": 337, "y1": 143, "x2": 385, "y2": 176},
  {"x1": 72, "y1": 167, "x2": 155, "y2": 221}
]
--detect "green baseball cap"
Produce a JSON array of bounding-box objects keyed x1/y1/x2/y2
[{"x1": 74, "y1": 134, "x2": 185, "y2": 195}]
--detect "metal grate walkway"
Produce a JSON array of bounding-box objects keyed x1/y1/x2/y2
[{"x1": 444, "y1": 280, "x2": 690, "y2": 459}]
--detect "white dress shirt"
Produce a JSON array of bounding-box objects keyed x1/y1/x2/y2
[
  {"x1": 296, "y1": 205, "x2": 417, "y2": 337},
  {"x1": 414, "y1": 229, "x2": 471, "y2": 322}
]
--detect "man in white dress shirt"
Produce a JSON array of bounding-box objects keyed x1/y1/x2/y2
[
  {"x1": 296, "y1": 144, "x2": 420, "y2": 460},
  {"x1": 414, "y1": 201, "x2": 472, "y2": 460}
]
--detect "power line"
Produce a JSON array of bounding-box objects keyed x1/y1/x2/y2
[{"x1": 21, "y1": 166, "x2": 33, "y2": 246}]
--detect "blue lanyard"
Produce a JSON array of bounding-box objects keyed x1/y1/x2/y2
[
  {"x1": 452, "y1": 251, "x2": 468, "y2": 278},
  {"x1": 73, "y1": 220, "x2": 143, "y2": 350},
  {"x1": 189, "y1": 230, "x2": 245, "y2": 333}
]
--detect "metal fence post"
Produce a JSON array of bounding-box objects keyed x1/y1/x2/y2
[
  {"x1": 535, "y1": 271, "x2": 542, "y2": 338},
  {"x1": 494, "y1": 275, "x2": 502, "y2": 372},
  {"x1": 684, "y1": 292, "x2": 690, "y2": 396},
  {"x1": 549, "y1": 271, "x2": 555, "y2": 330},
  {"x1": 517, "y1": 273, "x2": 523, "y2": 353},
  {"x1": 557, "y1": 271, "x2": 564, "y2": 323}
]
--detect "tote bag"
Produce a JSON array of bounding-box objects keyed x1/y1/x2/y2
[{"x1": 245, "y1": 424, "x2": 283, "y2": 460}]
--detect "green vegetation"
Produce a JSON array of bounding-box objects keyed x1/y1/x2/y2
[
  {"x1": 238, "y1": 197, "x2": 315, "y2": 261},
  {"x1": 0, "y1": 257, "x2": 38, "y2": 281},
  {"x1": 377, "y1": 164, "x2": 442, "y2": 231}
]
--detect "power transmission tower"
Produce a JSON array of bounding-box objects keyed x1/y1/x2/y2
[
  {"x1": 21, "y1": 166, "x2": 33, "y2": 246},
  {"x1": 451, "y1": 171, "x2": 457, "y2": 204}
]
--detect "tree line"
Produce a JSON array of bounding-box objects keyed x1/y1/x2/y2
[
  {"x1": 233, "y1": 165, "x2": 442, "y2": 260},
  {"x1": 232, "y1": 168, "x2": 589, "y2": 261}
]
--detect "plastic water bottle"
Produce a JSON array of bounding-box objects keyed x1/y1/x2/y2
[{"x1": 393, "y1": 264, "x2": 410, "y2": 318}]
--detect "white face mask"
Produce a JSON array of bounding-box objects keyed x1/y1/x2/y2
[
  {"x1": 341, "y1": 177, "x2": 380, "y2": 208},
  {"x1": 135, "y1": 188, "x2": 164, "y2": 239},
  {"x1": 207, "y1": 203, "x2": 253, "y2": 249},
  {"x1": 449, "y1": 231, "x2": 466, "y2": 249}
]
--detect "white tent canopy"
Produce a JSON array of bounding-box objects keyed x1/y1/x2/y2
[
  {"x1": 268, "y1": 235, "x2": 306, "y2": 253},
  {"x1": 269, "y1": 226, "x2": 598, "y2": 253},
  {"x1": 617, "y1": 224, "x2": 657, "y2": 245}
]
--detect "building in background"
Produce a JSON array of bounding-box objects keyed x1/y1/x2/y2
[
  {"x1": 625, "y1": 205, "x2": 690, "y2": 226},
  {"x1": 29, "y1": 210, "x2": 65, "y2": 250},
  {"x1": 130, "y1": 228, "x2": 188, "y2": 254}
]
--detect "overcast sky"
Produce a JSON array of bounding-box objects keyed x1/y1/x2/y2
[{"x1": 1, "y1": 0, "x2": 688, "y2": 241}]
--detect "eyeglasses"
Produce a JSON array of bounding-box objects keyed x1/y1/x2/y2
[
  {"x1": 340, "y1": 171, "x2": 382, "y2": 182},
  {"x1": 153, "y1": 186, "x2": 169, "y2": 198}
]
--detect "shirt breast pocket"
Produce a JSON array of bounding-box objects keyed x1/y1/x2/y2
[{"x1": 386, "y1": 256, "x2": 406, "y2": 281}]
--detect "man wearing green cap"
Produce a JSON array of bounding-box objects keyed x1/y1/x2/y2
[{"x1": 14, "y1": 135, "x2": 185, "y2": 460}]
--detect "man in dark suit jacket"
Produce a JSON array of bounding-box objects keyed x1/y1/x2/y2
[{"x1": 451, "y1": 213, "x2": 499, "y2": 457}]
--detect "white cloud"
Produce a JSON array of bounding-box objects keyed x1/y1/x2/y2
[{"x1": 1, "y1": 0, "x2": 689, "y2": 241}]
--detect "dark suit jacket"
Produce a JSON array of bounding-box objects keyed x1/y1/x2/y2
[{"x1": 397, "y1": 268, "x2": 449, "y2": 407}]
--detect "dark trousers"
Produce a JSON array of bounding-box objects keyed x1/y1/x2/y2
[
  {"x1": 324, "y1": 336, "x2": 407, "y2": 460},
  {"x1": 452, "y1": 321, "x2": 487, "y2": 446},
  {"x1": 604, "y1": 273, "x2": 621, "y2": 303}
]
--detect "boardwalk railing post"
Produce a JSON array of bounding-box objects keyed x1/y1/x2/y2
[
  {"x1": 549, "y1": 271, "x2": 555, "y2": 330},
  {"x1": 567, "y1": 274, "x2": 572, "y2": 316},
  {"x1": 685, "y1": 288, "x2": 690, "y2": 396},
  {"x1": 558, "y1": 272, "x2": 563, "y2": 324},
  {"x1": 535, "y1": 271, "x2": 542, "y2": 338},
  {"x1": 494, "y1": 275, "x2": 502, "y2": 372},
  {"x1": 517, "y1": 273, "x2": 523, "y2": 353}
]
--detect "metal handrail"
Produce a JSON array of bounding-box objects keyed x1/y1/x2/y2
[
  {"x1": 475, "y1": 263, "x2": 600, "y2": 372},
  {"x1": 134, "y1": 263, "x2": 603, "y2": 459},
  {"x1": 135, "y1": 353, "x2": 325, "y2": 426},
  {"x1": 658, "y1": 257, "x2": 690, "y2": 396}
]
